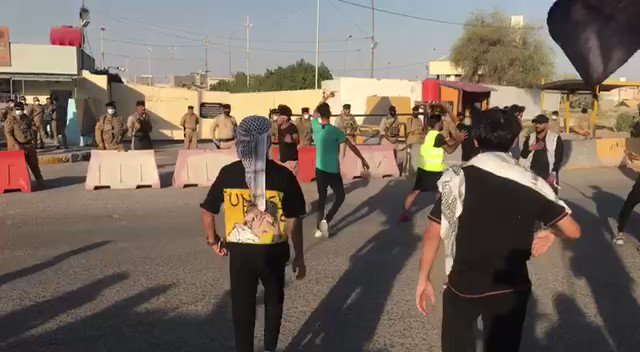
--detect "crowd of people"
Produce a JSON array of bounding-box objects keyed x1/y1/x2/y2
[
  {"x1": 194, "y1": 91, "x2": 623, "y2": 351},
  {"x1": 3, "y1": 90, "x2": 637, "y2": 351}
]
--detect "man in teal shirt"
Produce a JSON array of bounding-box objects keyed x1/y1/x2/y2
[{"x1": 312, "y1": 102, "x2": 369, "y2": 238}]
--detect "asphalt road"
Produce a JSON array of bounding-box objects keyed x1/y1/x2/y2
[{"x1": 1, "y1": 159, "x2": 640, "y2": 351}]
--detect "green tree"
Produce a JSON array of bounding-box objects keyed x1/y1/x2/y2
[
  {"x1": 210, "y1": 59, "x2": 333, "y2": 92},
  {"x1": 450, "y1": 10, "x2": 554, "y2": 88}
]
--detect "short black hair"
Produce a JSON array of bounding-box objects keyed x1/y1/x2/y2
[
  {"x1": 222, "y1": 104, "x2": 231, "y2": 109},
  {"x1": 187, "y1": 105, "x2": 194, "y2": 110},
  {"x1": 105, "y1": 101, "x2": 116, "y2": 107},
  {"x1": 277, "y1": 104, "x2": 292, "y2": 117},
  {"x1": 472, "y1": 108, "x2": 522, "y2": 153},
  {"x1": 8, "y1": 98, "x2": 14, "y2": 102},
  {"x1": 389, "y1": 105, "x2": 396, "y2": 112},
  {"x1": 14, "y1": 102, "x2": 24, "y2": 109},
  {"x1": 342, "y1": 103, "x2": 351, "y2": 109},
  {"x1": 581, "y1": 107, "x2": 589, "y2": 114},
  {"x1": 301, "y1": 107, "x2": 310, "y2": 113},
  {"x1": 412, "y1": 106, "x2": 420, "y2": 112},
  {"x1": 428, "y1": 114, "x2": 442, "y2": 129},
  {"x1": 317, "y1": 102, "x2": 331, "y2": 118},
  {"x1": 136, "y1": 100, "x2": 146, "y2": 107},
  {"x1": 552, "y1": 110, "x2": 559, "y2": 116},
  {"x1": 509, "y1": 104, "x2": 525, "y2": 115}
]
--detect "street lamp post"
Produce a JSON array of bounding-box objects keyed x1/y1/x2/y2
[
  {"x1": 344, "y1": 34, "x2": 352, "y2": 75},
  {"x1": 147, "y1": 47, "x2": 152, "y2": 86},
  {"x1": 228, "y1": 27, "x2": 241, "y2": 79}
]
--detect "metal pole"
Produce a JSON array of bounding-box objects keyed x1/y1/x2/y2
[
  {"x1": 370, "y1": 0, "x2": 375, "y2": 78},
  {"x1": 228, "y1": 33, "x2": 232, "y2": 78},
  {"x1": 147, "y1": 47, "x2": 152, "y2": 86},
  {"x1": 315, "y1": 0, "x2": 320, "y2": 89},
  {"x1": 245, "y1": 16, "x2": 252, "y2": 88},
  {"x1": 204, "y1": 36, "x2": 209, "y2": 75},
  {"x1": 344, "y1": 35, "x2": 352, "y2": 75},
  {"x1": 169, "y1": 47, "x2": 175, "y2": 82},
  {"x1": 100, "y1": 27, "x2": 105, "y2": 68}
]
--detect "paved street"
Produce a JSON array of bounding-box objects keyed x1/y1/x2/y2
[{"x1": 2, "y1": 159, "x2": 640, "y2": 351}]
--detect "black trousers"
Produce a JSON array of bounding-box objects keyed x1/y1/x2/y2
[
  {"x1": 229, "y1": 243, "x2": 290, "y2": 352},
  {"x1": 441, "y1": 287, "x2": 531, "y2": 352},
  {"x1": 618, "y1": 176, "x2": 640, "y2": 232},
  {"x1": 315, "y1": 168, "x2": 345, "y2": 227}
]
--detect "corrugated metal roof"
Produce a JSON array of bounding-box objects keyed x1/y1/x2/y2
[{"x1": 439, "y1": 80, "x2": 495, "y2": 93}]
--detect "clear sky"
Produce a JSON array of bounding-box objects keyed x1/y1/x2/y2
[{"x1": 4, "y1": 0, "x2": 640, "y2": 83}]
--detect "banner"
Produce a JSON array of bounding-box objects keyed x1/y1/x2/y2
[
  {"x1": 547, "y1": 0, "x2": 640, "y2": 89},
  {"x1": 0, "y1": 26, "x2": 10, "y2": 67}
]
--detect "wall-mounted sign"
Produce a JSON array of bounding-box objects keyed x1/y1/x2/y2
[
  {"x1": 200, "y1": 102, "x2": 224, "y2": 118},
  {"x1": 0, "y1": 26, "x2": 10, "y2": 67}
]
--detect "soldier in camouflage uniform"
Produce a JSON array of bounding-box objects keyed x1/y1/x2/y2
[
  {"x1": 28, "y1": 97, "x2": 47, "y2": 149},
  {"x1": 335, "y1": 103, "x2": 359, "y2": 157},
  {"x1": 95, "y1": 101, "x2": 127, "y2": 151},
  {"x1": 127, "y1": 100, "x2": 154, "y2": 150},
  {"x1": 3, "y1": 102, "x2": 46, "y2": 187},
  {"x1": 296, "y1": 107, "x2": 313, "y2": 147}
]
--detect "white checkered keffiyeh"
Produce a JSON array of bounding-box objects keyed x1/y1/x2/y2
[{"x1": 236, "y1": 115, "x2": 272, "y2": 211}]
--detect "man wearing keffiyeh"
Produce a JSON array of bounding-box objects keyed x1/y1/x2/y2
[
  {"x1": 415, "y1": 108, "x2": 582, "y2": 351},
  {"x1": 200, "y1": 115, "x2": 307, "y2": 352}
]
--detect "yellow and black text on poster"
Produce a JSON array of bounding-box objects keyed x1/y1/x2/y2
[{"x1": 223, "y1": 188, "x2": 287, "y2": 245}]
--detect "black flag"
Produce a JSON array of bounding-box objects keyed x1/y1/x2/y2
[{"x1": 548, "y1": 0, "x2": 640, "y2": 89}]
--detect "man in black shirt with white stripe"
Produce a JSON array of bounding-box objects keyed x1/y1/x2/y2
[{"x1": 415, "y1": 108, "x2": 581, "y2": 351}]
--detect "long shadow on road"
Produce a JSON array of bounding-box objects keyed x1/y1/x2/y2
[
  {"x1": 287, "y1": 180, "x2": 429, "y2": 351},
  {"x1": 562, "y1": 194, "x2": 640, "y2": 351},
  {"x1": 0, "y1": 241, "x2": 112, "y2": 286}
]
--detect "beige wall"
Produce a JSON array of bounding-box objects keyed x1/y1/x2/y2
[
  {"x1": 228, "y1": 89, "x2": 323, "y2": 120},
  {"x1": 19, "y1": 80, "x2": 75, "y2": 101},
  {"x1": 112, "y1": 83, "x2": 199, "y2": 140},
  {"x1": 0, "y1": 44, "x2": 79, "y2": 75},
  {"x1": 322, "y1": 77, "x2": 422, "y2": 123},
  {"x1": 109, "y1": 84, "x2": 323, "y2": 140}
]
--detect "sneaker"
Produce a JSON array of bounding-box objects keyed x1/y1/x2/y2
[
  {"x1": 613, "y1": 233, "x2": 625, "y2": 245},
  {"x1": 319, "y1": 220, "x2": 330, "y2": 238},
  {"x1": 314, "y1": 229, "x2": 323, "y2": 238},
  {"x1": 400, "y1": 210, "x2": 410, "y2": 222}
]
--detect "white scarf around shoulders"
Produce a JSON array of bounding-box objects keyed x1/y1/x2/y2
[{"x1": 437, "y1": 152, "x2": 570, "y2": 275}]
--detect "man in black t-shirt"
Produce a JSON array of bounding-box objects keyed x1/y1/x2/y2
[
  {"x1": 415, "y1": 108, "x2": 581, "y2": 351},
  {"x1": 456, "y1": 110, "x2": 479, "y2": 163},
  {"x1": 200, "y1": 116, "x2": 306, "y2": 352},
  {"x1": 277, "y1": 104, "x2": 300, "y2": 175}
]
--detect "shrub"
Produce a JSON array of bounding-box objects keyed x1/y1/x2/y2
[{"x1": 615, "y1": 112, "x2": 635, "y2": 132}]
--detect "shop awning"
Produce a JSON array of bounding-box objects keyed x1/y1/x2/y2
[
  {"x1": 540, "y1": 79, "x2": 640, "y2": 92},
  {"x1": 439, "y1": 81, "x2": 496, "y2": 93},
  {"x1": 0, "y1": 74, "x2": 77, "y2": 81}
]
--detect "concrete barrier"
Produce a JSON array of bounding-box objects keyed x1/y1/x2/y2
[
  {"x1": 85, "y1": 150, "x2": 161, "y2": 190},
  {"x1": 561, "y1": 139, "x2": 600, "y2": 170},
  {"x1": 596, "y1": 138, "x2": 626, "y2": 168},
  {"x1": 172, "y1": 149, "x2": 238, "y2": 188},
  {"x1": 561, "y1": 137, "x2": 637, "y2": 170},
  {"x1": 342, "y1": 144, "x2": 399, "y2": 180}
]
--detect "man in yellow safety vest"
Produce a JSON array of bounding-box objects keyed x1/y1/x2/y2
[{"x1": 400, "y1": 114, "x2": 466, "y2": 221}]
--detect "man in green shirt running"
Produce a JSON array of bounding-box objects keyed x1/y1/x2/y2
[{"x1": 312, "y1": 102, "x2": 369, "y2": 238}]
